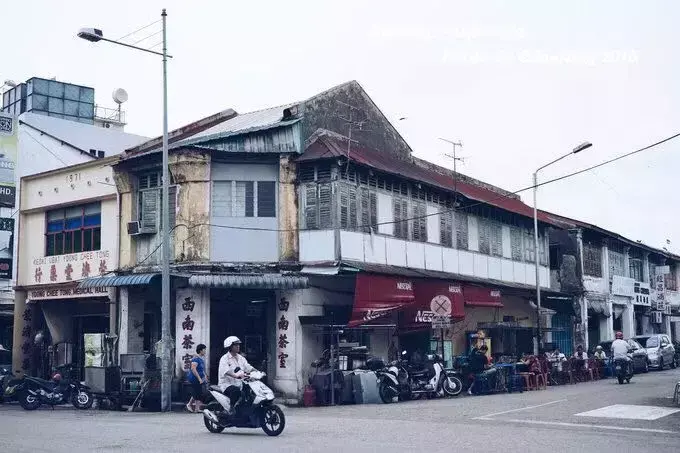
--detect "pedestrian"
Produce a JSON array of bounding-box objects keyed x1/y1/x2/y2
[{"x1": 186, "y1": 343, "x2": 208, "y2": 413}]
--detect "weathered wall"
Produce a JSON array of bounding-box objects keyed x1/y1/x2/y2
[
  {"x1": 301, "y1": 81, "x2": 411, "y2": 159},
  {"x1": 279, "y1": 155, "x2": 298, "y2": 261},
  {"x1": 171, "y1": 150, "x2": 211, "y2": 262},
  {"x1": 114, "y1": 172, "x2": 136, "y2": 269}
]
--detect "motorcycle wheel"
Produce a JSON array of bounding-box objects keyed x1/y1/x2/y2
[
  {"x1": 72, "y1": 390, "x2": 94, "y2": 410},
  {"x1": 626, "y1": 378, "x2": 631, "y2": 384},
  {"x1": 203, "y1": 414, "x2": 226, "y2": 434},
  {"x1": 378, "y1": 381, "x2": 395, "y2": 404},
  {"x1": 19, "y1": 391, "x2": 41, "y2": 410},
  {"x1": 617, "y1": 376, "x2": 624, "y2": 385},
  {"x1": 443, "y1": 376, "x2": 463, "y2": 397},
  {"x1": 261, "y1": 404, "x2": 286, "y2": 437}
]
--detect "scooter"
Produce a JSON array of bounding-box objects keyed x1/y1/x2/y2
[
  {"x1": 614, "y1": 357, "x2": 634, "y2": 385},
  {"x1": 202, "y1": 369, "x2": 286, "y2": 437}
]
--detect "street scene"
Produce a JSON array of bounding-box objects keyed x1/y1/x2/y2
[{"x1": 2, "y1": 1, "x2": 680, "y2": 452}]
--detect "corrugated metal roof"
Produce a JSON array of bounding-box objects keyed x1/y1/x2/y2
[
  {"x1": 298, "y1": 136, "x2": 559, "y2": 226},
  {"x1": 20, "y1": 112, "x2": 149, "y2": 155},
  {"x1": 189, "y1": 274, "x2": 308, "y2": 289},
  {"x1": 172, "y1": 104, "x2": 299, "y2": 149},
  {"x1": 77, "y1": 273, "x2": 159, "y2": 288}
]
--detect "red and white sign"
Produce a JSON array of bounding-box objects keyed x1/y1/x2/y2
[{"x1": 32, "y1": 250, "x2": 111, "y2": 285}]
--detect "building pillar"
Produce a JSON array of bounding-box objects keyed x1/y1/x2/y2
[
  {"x1": 621, "y1": 303, "x2": 635, "y2": 338},
  {"x1": 118, "y1": 288, "x2": 129, "y2": 356},
  {"x1": 643, "y1": 253, "x2": 650, "y2": 283},
  {"x1": 602, "y1": 240, "x2": 610, "y2": 283},
  {"x1": 600, "y1": 302, "x2": 614, "y2": 341},
  {"x1": 577, "y1": 296, "x2": 588, "y2": 351},
  {"x1": 175, "y1": 287, "x2": 210, "y2": 379},
  {"x1": 273, "y1": 290, "x2": 300, "y2": 401},
  {"x1": 11, "y1": 290, "x2": 28, "y2": 377},
  {"x1": 623, "y1": 246, "x2": 631, "y2": 278},
  {"x1": 663, "y1": 315, "x2": 672, "y2": 337}
]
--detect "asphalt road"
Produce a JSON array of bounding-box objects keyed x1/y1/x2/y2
[{"x1": 1, "y1": 368, "x2": 679, "y2": 453}]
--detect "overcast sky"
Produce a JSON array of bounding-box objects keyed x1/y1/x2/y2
[{"x1": 5, "y1": 0, "x2": 679, "y2": 253}]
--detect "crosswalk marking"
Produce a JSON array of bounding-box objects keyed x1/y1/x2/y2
[{"x1": 576, "y1": 404, "x2": 680, "y2": 420}]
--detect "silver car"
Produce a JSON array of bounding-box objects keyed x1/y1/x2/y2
[{"x1": 634, "y1": 334, "x2": 677, "y2": 370}]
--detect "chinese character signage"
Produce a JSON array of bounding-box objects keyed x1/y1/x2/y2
[
  {"x1": 31, "y1": 250, "x2": 111, "y2": 286},
  {"x1": 0, "y1": 112, "x2": 17, "y2": 208},
  {"x1": 654, "y1": 273, "x2": 666, "y2": 311},
  {"x1": 276, "y1": 297, "x2": 293, "y2": 371},
  {"x1": 175, "y1": 288, "x2": 208, "y2": 375}
]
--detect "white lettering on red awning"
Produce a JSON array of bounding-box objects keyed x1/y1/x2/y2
[{"x1": 396, "y1": 281, "x2": 413, "y2": 291}]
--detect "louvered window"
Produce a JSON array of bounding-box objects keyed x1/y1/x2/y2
[
  {"x1": 490, "y1": 221, "x2": 502, "y2": 257},
  {"x1": 455, "y1": 212, "x2": 468, "y2": 250},
  {"x1": 440, "y1": 212, "x2": 453, "y2": 247},
  {"x1": 510, "y1": 227, "x2": 523, "y2": 261},
  {"x1": 302, "y1": 183, "x2": 333, "y2": 229},
  {"x1": 411, "y1": 200, "x2": 427, "y2": 242},
  {"x1": 211, "y1": 180, "x2": 275, "y2": 218},
  {"x1": 137, "y1": 171, "x2": 177, "y2": 233},
  {"x1": 393, "y1": 197, "x2": 409, "y2": 239},
  {"x1": 478, "y1": 218, "x2": 491, "y2": 255},
  {"x1": 358, "y1": 187, "x2": 377, "y2": 233}
]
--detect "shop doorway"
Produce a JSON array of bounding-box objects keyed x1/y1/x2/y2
[{"x1": 209, "y1": 290, "x2": 273, "y2": 384}]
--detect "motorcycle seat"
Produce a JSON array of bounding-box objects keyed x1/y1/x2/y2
[{"x1": 209, "y1": 385, "x2": 222, "y2": 392}]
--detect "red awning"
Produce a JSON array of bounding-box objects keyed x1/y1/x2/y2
[
  {"x1": 464, "y1": 285, "x2": 503, "y2": 307},
  {"x1": 347, "y1": 274, "x2": 416, "y2": 327},
  {"x1": 401, "y1": 281, "x2": 465, "y2": 329}
]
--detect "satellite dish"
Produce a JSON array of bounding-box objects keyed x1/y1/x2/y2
[{"x1": 112, "y1": 88, "x2": 128, "y2": 105}]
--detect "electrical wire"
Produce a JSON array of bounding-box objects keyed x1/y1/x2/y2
[
  {"x1": 116, "y1": 19, "x2": 162, "y2": 42},
  {"x1": 22, "y1": 130, "x2": 68, "y2": 166},
  {"x1": 131, "y1": 30, "x2": 163, "y2": 46},
  {"x1": 131, "y1": 131, "x2": 680, "y2": 264}
]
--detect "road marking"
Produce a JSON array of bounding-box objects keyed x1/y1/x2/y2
[
  {"x1": 576, "y1": 404, "x2": 680, "y2": 420},
  {"x1": 493, "y1": 418, "x2": 679, "y2": 434},
  {"x1": 474, "y1": 399, "x2": 567, "y2": 420}
]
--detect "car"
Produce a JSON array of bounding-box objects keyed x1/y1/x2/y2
[
  {"x1": 633, "y1": 334, "x2": 677, "y2": 370},
  {"x1": 597, "y1": 338, "x2": 649, "y2": 373}
]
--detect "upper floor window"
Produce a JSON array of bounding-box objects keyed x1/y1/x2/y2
[
  {"x1": 455, "y1": 212, "x2": 468, "y2": 250},
  {"x1": 629, "y1": 248, "x2": 644, "y2": 282},
  {"x1": 303, "y1": 183, "x2": 332, "y2": 229},
  {"x1": 665, "y1": 264, "x2": 677, "y2": 291},
  {"x1": 137, "y1": 171, "x2": 176, "y2": 233},
  {"x1": 583, "y1": 241, "x2": 603, "y2": 277},
  {"x1": 46, "y1": 202, "x2": 101, "y2": 256},
  {"x1": 608, "y1": 241, "x2": 626, "y2": 278},
  {"x1": 410, "y1": 200, "x2": 427, "y2": 243},
  {"x1": 510, "y1": 227, "x2": 523, "y2": 261},
  {"x1": 212, "y1": 180, "x2": 276, "y2": 219},
  {"x1": 478, "y1": 218, "x2": 503, "y2": 257}
]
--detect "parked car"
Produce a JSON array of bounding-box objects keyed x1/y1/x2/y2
[
  {"x1": 633, "y1": 334, "x2": 677, "y2": 370},
  {"x1": 597, "y1": 339, "x2": 649, "y2": 373}
]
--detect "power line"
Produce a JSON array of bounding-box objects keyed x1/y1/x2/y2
[
  {"x1": 132, "y1": 131, "x2": 680, "y2": 264},
  {"x1": 116, "y1": 19, "x2": 162, "y2": 42},
  {"x1": 131, "y1": 30, "x2": 163, "y2": 46},
  {"x1": 23, "y1": 130, "x2": 68, "y2": 166}
]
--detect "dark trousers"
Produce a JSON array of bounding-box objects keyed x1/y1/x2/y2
[{"x1": 223, "y1": 385, "x2": 242, "y2": 407}]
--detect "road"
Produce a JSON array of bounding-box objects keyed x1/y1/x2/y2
[{"x1": 1, "y1": 369, "x2": 679, "y2": 453}]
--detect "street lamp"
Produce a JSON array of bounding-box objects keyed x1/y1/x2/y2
[
  {"x1": 533, "y1": 141, "x2": 592, "y2": 354},
  {"x1": 77, "y1": 10, "x2": 173, "y2": 412}
]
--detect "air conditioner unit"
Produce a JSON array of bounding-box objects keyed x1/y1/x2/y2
[
  {"x1": 651, "y1": 311, "x2": 663, "y2": 324},
  {"x1": 127, "y1": 221, "x2": 156, "y2": 236}
]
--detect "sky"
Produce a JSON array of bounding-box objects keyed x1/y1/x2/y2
[{"x1": 4, "y1": 0, "x2": 680, "y2": 253}]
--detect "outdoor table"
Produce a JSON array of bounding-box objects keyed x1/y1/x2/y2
[{"x1": 493, "y1": 363, "x2": 515, "y2": 392}]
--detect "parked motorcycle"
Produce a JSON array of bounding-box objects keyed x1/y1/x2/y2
[
  {"x1": 614, "y1": 357, "x2": 634, "y2": 385},
  {"x1": 385, "y1": 351, "x2": 459, "y2": 401},
  {"x1": 11, "y1": 365, "x2": 94, "y2": 410},
  {"x1": 202, "y1": 369, "x2": 286, "y2": 437}
]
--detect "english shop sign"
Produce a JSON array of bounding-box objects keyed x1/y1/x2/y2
[{"x1": 28, "y1": 286, "x2": 109, "y2": 300}]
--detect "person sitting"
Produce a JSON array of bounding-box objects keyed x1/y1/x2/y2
[
  {"x1": 468, "y1": 345, "x2": 495, "y2": 395},
  {"x1": 572, "y1": 345, "x2": 590, "y2": 380},
  {"x1": 548, "y1": 347, "x2": 568, "y2": 383},
  {"x1": 593, "y1": 345, "x2": 607, "y2": 377}
]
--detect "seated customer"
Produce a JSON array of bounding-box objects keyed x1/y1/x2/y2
[
  {"x1": 468, "y1": 345, "x2": 495, "y2": 395},
  {"x1": 573, "y1": 345, "x2": 589, "y2": 370}
]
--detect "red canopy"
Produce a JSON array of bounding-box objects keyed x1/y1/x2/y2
[
  {"x1": 464, "y1": 285, "x2": 503, "y2": 307},
  {"x1": 401, "y1": 281, "x2": 465, "y2": 330},
  {"x1": 347, "y1": 274, "x2": 416, "y2": 327}
]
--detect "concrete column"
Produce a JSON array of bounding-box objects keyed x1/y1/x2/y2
[
  {"x1": 278, "y1": 155, "x2": 299, "y2": 262},
  {"x1": 11, "y1": 290, "x2": 28, "y2": 377},
  {"x1": 274, "y1": 290, "x2": 300, "y2": 400},
  {"x1": 621, "y1": 304, "x2": 635, "y2": 338},
  {"x1": 643, "y1": 253, "x2": 650, "y2": 283},
  {"x1": 602, "y1": 240, "x2": 610, "y2": 283},
  {"x1": 663, "y1": 315, "x2": 672, "y2": 337},
  {"x1": 623, "y1": 246, "x2": 631, "y2": 278},
  {"x1": 600, "y1": 302, "x2": 614, "y2": 341},
  {"x1": 578, "y1": 296, "x2": 588, "y2": 350},
  {"x1": 118, "y1": 288, "x2": 129, "y2": 356},
  {"x1": 175, "y1": 287, "x2": 210, "y2": 379}
]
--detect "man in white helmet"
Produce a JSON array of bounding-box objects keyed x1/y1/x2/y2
[{"x1": 218, "y1": 336, "x2": 255, "y2": 414}]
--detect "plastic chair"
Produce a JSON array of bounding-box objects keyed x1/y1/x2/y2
[{"x1": 518, "y1": 372, "x2": 537, "y2": 391}]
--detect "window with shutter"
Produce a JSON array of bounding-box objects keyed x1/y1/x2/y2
[
  {"x1": 583, "y1": 242, "x2": 603, "y2": 277},
  {"x1": 411, "y1": 200, "x2": 427, "y2": 242},
  {"x1": 304, "y1": 184, "x2": 318, "y2": 229},
  {"x1": 212, "y1": 181, "x2": 233, "y2": 217},
  {"x1": 339, "y1": 184, "x2": 349, "y2": 229},
  {"x1": 455, "y1": 212, "x2": 468, "y2": 250},
  {"x1": 163, "y1": 186, "x2": 177, "y2": 232},
  {"x1": 369, "y1": 191, "x2": 377, "y2": 233},
  {"x1": 510, "y1": 227, "x2": 523, "y2": 260},
  {"x1": 393, "y1": 197, "x2": 409, "y2": 239},
  {"x1": 140, "y1": 189, "x2": 159, "y2": 232},
  {"x1": 478, "y1": 218, "x2": 490, "y2": 255},
  {"x1": 318, "y1": 183, "x2": 332, "y2": 229},
  {"x1": 440, "y1": 212, "x2": 453, "y2": 247},
  {"x1": 257, "y1": 181, "x2": 276, "y2": 217},
  {"x1": 360, "y1": 187, "x2": 370, "y2": 232},
  {"x1": 490, "y1": 222, "x2": 503, "y2": 257},
  {"x1": 524, "y1": 229, "x2": 536, "y2": 262}
]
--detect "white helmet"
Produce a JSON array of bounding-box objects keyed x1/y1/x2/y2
[{"x1": 224, "y1": 336, "x2": 242, "y2": 349}]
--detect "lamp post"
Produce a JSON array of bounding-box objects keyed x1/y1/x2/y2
[
  {"x1": 533, "y1": 141, "x2": 592, "y2": 354},
  {"x1": 77, "y1": 10, "x2": 174, "y2": 412}
]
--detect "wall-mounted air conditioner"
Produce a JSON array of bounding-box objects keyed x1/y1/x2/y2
[{"x1": 127, "y1": 221, "x2": 155, "y2": 236}]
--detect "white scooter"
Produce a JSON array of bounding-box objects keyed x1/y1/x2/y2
[{"x1": 203, "y1": 370, "x2": 286, "y2": 437}]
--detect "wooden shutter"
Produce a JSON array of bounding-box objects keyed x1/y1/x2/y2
[
  {"x1": 168, "y1": 185, "x2": 177, "y2": 232},
  {"x1": 510, "y1": 227, "x2": 523, "y2": 260},
  {"x1": 478, "y1": 218, "x2": 490, "y2": 254},
  {"x1": 304, "y1": 184, "x2": 318, "y2": 229},
  {"x1": 318, "y1": 183, "x2": 332, "y2": 229},
  {"x1": 455, "y1": 212, "x2": 468, "y2": 250},
  {"x1": 440, "y1": 212, "x2": 453, "y2": 247},
  {"x1": 212, "y1": 181, "x2": 232, "y2": 218},
  {"x1": 140, "y1": 189, "x2": 159, "y2": 232},
  {"x1": 369, "y1": 191, "x2": 377, "y2": 233}
]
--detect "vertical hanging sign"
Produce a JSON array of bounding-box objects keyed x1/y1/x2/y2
[
  {"x1": 276, "y1": 297, "x2": 290, "y2": 370},
  {"x1": 0, "y1": 112, "x2": 17, "y2": 208}
]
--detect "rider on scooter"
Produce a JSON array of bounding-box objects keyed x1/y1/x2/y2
[
  {"x1": 218, "y1": 336, "x2": 255, "y2": 415},
  {"x1": 611, "y1": 331, "x2": 632, "y2": 374}
]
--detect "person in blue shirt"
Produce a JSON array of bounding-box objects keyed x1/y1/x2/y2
[{"x1": 186, "y1": 343, "x2": 208, "y2": 413}]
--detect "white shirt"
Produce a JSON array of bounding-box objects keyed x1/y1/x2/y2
[
  {"x1": 594, "y1": 351, "x2": 607, "y2": 360},
  {"x1": 549, "y1": 352, "x2": 567, "y2": 372},
  {"x1": 611, "y1": 339, "x2": 630, "y2": 359},
  {"x1": 218, "y1": 352, "x2": 254, "y2": 390},
  {"x1": 573, "y1": 351, "x2": 588, "y2": 369}
]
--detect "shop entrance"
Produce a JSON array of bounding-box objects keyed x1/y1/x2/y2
[{"x1": 209, "y1": 289, "x2": 272, "y2": 384}]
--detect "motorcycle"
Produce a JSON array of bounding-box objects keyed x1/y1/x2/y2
[
  {"x1": 11, "y1": 365, "x2": 94, "y2": 410},
  {"x1": 614, "y1": 357, "x2": 634, "y2": 385},
  {"x1": 389, "y1": 351, "x2": 461, "y2": 401},
  {"x1": 202, "y1": 369, "x2": 286, "y2": 437}
]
